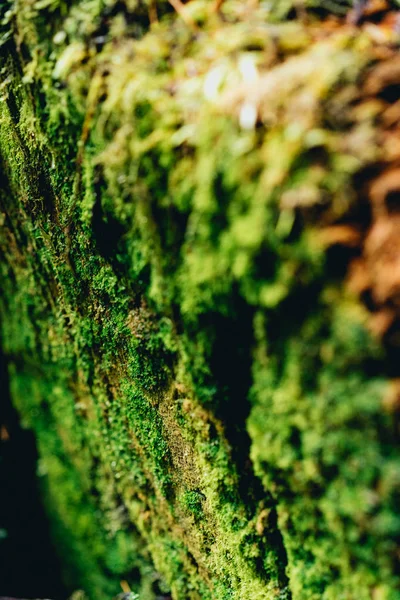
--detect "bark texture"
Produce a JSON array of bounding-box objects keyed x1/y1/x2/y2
[{"x1": 1, "y1": 1, "x2": 400, "y2": 599}]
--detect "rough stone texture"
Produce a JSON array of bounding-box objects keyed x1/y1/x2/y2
[{"x1": 1, "y1": 1, "x2": 400, "y2": 599}]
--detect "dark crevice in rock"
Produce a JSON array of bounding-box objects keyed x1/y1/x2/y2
[{"x1": 0, "y1": 348, "x2": 68, "y2": 600}]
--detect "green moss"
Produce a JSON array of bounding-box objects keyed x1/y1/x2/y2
[
  {"x1": 248, "y1": 297, "x2": 400, "y2": 598},
  {"x1": 1, "y1": 1, "x2": 400, "y2": 599},
  {"x1": 179, "y1": 490, "x2": 205, "y2": 520}
]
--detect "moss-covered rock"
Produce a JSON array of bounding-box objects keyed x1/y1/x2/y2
[{"x1": 1, "y1": 1, "x2": 400, "y2": 599}]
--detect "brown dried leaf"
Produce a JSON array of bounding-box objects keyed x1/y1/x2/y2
[
  {"x1": 369, "y1": 168, "x2": 400, "y2": 216},
  {"x1": 368, "y1": 307, "x2": 395, "y2": 336},
  {"x1": 364, "y1": 214, "x2": 400, "y2": 303},
  {"x1": 319, "y1": 225, "x2": 362, "y2": 247},
  {"x1": 347, "y1": 257, "x2": 371, "y2": 294},
  {"x1": 364, "y1": 55, "x2": 400, "y2": 96},
  {"x1": 381, "y1": 130, "x2": 400, "y2": 161},
  {"x1": 382, "y1": 99, "x2": 400, "y2": 126},
  {"x1": 363, "y1": 0, "x2": 390, "y2": 16}
]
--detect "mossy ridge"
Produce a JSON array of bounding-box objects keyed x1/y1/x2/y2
[
  {"x1": 1, "y1": 1, "x2": 400, "y2": 599},
  {"x1": 69, "y1": 8, "x2": 400, "y2": 597},
  {"x1": 0, "y1": 7, "x2": 287, "y2": 598}
]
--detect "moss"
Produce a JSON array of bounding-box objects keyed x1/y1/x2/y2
[
  {"x1": 248, "y1": 296, "x2": 400, "y2": 598},
  {"x1": 1, "y1": 1, "x2": 400, "y2": 599},
  {"x1": 179, "y1": 490, "x2": 205, "y2": 521}
]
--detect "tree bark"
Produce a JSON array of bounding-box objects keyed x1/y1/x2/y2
[{"x1": 1, "y1": 1, "x2": 400, "y2": 599}]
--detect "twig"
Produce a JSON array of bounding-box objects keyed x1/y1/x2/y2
[
  {"x1": 148, "y1": 0, "x2": 158, "y2": 24},
  {"x1": 167, "y1": 0, "x2": 197, "y2": 30},
  {"x1": 212, "y1": 0, "x2": 225, "y2": 12}
]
